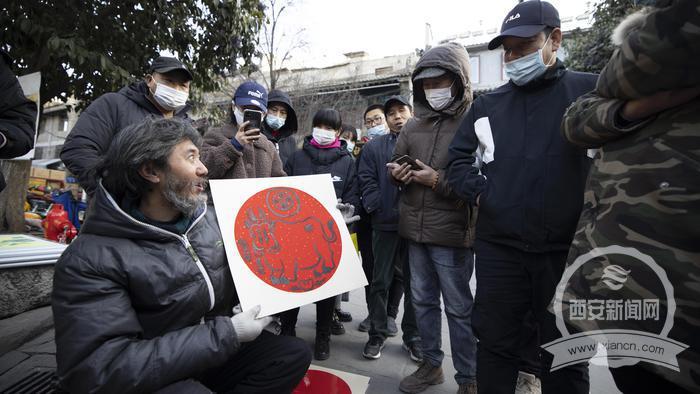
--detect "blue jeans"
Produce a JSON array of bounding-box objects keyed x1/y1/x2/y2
[{"x1": 408, "y1": 241, "x2": 477, "y2": 384}]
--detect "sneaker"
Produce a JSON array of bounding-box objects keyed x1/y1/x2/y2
[
  {"x1": 358, "y1": 316, "x2": 371, "y2": 332},
  {"x1": 362, "y1": 337, "x2": 385, "y2": 359},
  {"x1": 387, "y1": 316, "x2": 398, "y2": 337},
  {"x1": 457, "y1": 382, "x2": 477, "y2": 394},
  {"x1": 402, "y1": 341, "x2": 424, "y2": 363},
  {"x1": 336, "y1": 308, "x2": 353, "y2": 322},
  {"x1": 515, "y1": 371, "x2": 541, "y2": 394},
  {"x1": 399, "y1": 362, "x2": 445, "y2": 393},
  {"x1": 314, "y1": 333, "x2": 330, "y2": 361},
  {"x1": 331, "y1": 312, "x2": 346, "y2": 335}
]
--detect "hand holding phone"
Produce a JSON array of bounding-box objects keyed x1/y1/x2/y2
[
  {"x1": 393, "y1": 154, "x2": 419, "y2": 170},
  {"x1": 243, "y1": 109, "x2": 263, "y2": 134}
]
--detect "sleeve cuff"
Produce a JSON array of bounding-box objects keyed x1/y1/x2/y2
[
  {"x1": 613, "y1": 102, "x2": 654, "y2": 132},
  {"x1": 230, "y1": 138, "x2": 244, "y2": 152}
]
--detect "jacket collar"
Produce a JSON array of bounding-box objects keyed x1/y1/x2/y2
[
  {"x1": 80, "y1": 180, "x2": 206, "y2": 242},
  {"x1": 302, "y1": 136, "x2": 349, "y2": 165},
  {"x1": 511, "y1": 59, "x2": 567, "y2": 92},
  {"x1": 120, "y1": 81, "x2": 191, "y2": 117}
]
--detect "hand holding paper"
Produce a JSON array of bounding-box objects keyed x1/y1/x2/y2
[{"x1": 230, "y1": 305, "x2": 274, "y2": 342}]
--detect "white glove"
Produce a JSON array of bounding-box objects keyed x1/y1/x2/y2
[
  {"x1": 337, "y1": 198, "x2": 360, "y2": 224},
  {"x1": 230, "y1": 305, "x2": 274, "y2": 342}
]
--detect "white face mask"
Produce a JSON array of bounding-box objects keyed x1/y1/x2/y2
[
  {"x1": 342, "y1": 139, "x2": 355, "y2": 152},
  {"x1": 233, "y1": 106, "x2": 244, "y2": 125},
  {"x1": 425, "y1": 82, "x2": 454, "y2": 111},
  {"x1": 152, "y1": 82, "x2": 188, "y2": 112},
  {"x1": 312, "y1": 127, "x2": 337, "y2": 146}
]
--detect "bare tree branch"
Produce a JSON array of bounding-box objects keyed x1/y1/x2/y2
[{"x1": 258, "y1": 0, "x2": 306, "y2": 90}]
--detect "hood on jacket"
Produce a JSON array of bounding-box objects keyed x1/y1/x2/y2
[
  {"x1": 80, "y1": 180, "x2": 205, "y2": 242},
  {"x1": 120, "y1": 81, "x2": 191, "y2": 117},
  {"x1": 262, "y1": 89, "x2": 298, "y2": 141},
  {"x1": 412, "y1": 42, "x2": 473, "y2": 119},
  {"x1": 611, "y1": 8, "x2": 651, "y2": 46},
  {"x1": 301, "y1": 135, "x2": 350, "y2": 166}
]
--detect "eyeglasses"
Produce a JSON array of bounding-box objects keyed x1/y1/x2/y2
[{"x1": 364, "y1": 116, "x2": 384, "y2": 127}]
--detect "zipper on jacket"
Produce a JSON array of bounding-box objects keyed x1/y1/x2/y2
[
  {"x1": 182, "y1": 234, "x2": 216, "y2": 311},
  {"x1": 100, "y1": 182, "x2": 217, "y2": 311}
]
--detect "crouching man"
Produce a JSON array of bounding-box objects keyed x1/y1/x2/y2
[{"x1": 52, "y1": 117, "x2": 311, "y2": 394}]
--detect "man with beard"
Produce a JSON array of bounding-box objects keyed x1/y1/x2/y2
[
  {"x1": 61, "y1": 56, "x2": 193, "y2": 195},
  {"x1": 51, "y1": 117, "x2": 311, "y2": 394}
]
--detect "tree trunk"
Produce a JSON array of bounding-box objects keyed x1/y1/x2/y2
[{"x1": 0, "y1": 160, "x2": 31, "y2": 233}]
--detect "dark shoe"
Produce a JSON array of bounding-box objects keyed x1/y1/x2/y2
[
  {"x1": 362, "y1": 337, "x2": 385, "y2": 359},
  {"x1": 402, "y1": 341, "x2": 424, "y2": 363},
  {"x1": 314, "y1": 333, "x2": 330, "y2": 361},
  {"x1": 335, "y1": 308, "x2": 353, "y2": 322},
  {"x1": 457, "y1": 382, "x2": 477, "y2": 394},
  {"x1": 399, "y1": 362, "x2": 445, "y2": 393},
  {"x1": 358, "y1": 316, "x2": 371, "y2": 332},
  {"x1": 387, "y1": 316, "x2": 398, "y2": 337},
  {"x1": 331, "y1": 313, "x2": 346, "y2": 335}
]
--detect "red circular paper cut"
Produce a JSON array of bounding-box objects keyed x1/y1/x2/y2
[
  {"x1": 235, "y1": 187, "x2": 342, "y2": 292},
  {"x1": 292, "y1": 369, "x2": 352, "y2": 394}
]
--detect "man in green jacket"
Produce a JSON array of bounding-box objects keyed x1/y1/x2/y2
[{"x1": 559, "y1": 0, "x2": 699, "y2": 392}]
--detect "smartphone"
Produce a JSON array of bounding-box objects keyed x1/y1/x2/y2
[
  {"x1": 243, "y1": 109, "x2": 263, "y2": 134},
  {"x1": 394, "y1": 154, "x2": 419, "y2": 170}
]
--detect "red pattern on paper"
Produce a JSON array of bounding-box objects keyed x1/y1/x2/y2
[{"x1": 235, "y1": 187, "x2": 342, "y2": 292}]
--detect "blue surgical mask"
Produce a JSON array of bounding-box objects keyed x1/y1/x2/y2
[
  {"x1": 342, "y1": 139, "x2": 355, "y2": 152},
  {"x1": 505, "y1": 36, "x2": 554, "y2": 86},
  {"x1": 367, "y1": 124, "x2": 387, "y2": 139},
  {"x1": 265, "y1": 114, "x2": 286, "y2": 130}
]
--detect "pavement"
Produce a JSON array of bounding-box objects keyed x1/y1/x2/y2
[{"x1": 0, "y1": 285, "x2": 624, "y2": 394}]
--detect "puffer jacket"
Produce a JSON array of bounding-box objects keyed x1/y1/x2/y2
[
  {"x1": 392, "y1": 42, "x2": 475, "y2": 248},
  {"x1": 561, "y1": 1, "x2": 700, "y2": 391},
  {"x1": 60, "y1": 81, "x2": 190, "y2": 195},
  {"x1": 52, "y1": 182, "x2": 238, "y2": 393},
  {"x1": 285, "y1": 136, "x2": 360, "y2": 209},
  {"x1": 0, "y1": 51, "x2": 36, "y2": 192}
]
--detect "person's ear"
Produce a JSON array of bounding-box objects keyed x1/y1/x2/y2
[
  {"x1": 145, "y1": 74, "x2": 157, "y2": 92},
  {"x1": 138, "y1": 162, "x2": 161, "y2": 185},
  {"x1": 550, "y1": 28, "x2": 562, "y2": 52}
]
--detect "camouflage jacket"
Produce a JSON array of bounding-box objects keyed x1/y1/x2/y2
[{"x1": 559, "y1": 0, "x2": 700, "y2": 391}]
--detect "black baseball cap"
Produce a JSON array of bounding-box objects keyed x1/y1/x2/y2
[
  {"x1": 488, "y1": 1, "x2": 560, "y2": 50},
  {"x1": 149, "y1": 56, "x2": 193, "y2": 81},
  {"x1": 384, "y1": 95, "x2": 412, "y2": 112}
]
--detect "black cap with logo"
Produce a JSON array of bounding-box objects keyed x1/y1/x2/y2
[
  {"x1": 488, "y1": 0, "x2": 560, "y2": 50},
  {"x1": 149, "y1": 56, "x2": 193, "y2": 81}
]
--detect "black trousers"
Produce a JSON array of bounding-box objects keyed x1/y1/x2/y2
[
  {"x1": 610, "y1": 365, "x2": 693, "y2": 394},
  {"x1": 280, "y1": 297, "x2": 335, "y2": 335},
  {"x1": 368, "y1": 230, "x2": 419, "y2": 343},
  {"x1": 154, "y1": 331, "x2": 311, "y2": 394},
  {"x1": 473, "y1": 239, "x2": 589, "y2": 394},
  {"x1": 357, "y1": 217, "x2": 402, "y2": 318}
]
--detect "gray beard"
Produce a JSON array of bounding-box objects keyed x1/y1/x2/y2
[{"x1": 162, "y1": 174, "x2": 208, "y2": 218}]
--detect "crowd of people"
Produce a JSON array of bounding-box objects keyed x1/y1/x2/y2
[{"x1": 0, "y1": 0, "x2": 693, "y2": 393}]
